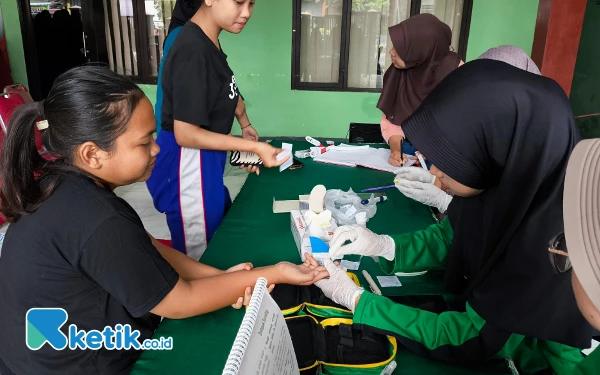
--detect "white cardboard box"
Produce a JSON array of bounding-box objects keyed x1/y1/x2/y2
[
  {"x1": 290, "y1": 210, "x2": 336, "y2": 263},
  {"x1": 290, "y1": 210, "x2": 309, "y2": 259}
]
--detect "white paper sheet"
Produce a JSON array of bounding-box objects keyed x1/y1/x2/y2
[
  {"x1": 314, "y1": 147, "x2": 415, "y2": 173},
  {"x1": 340, "y1": 260, "x2": 360, "y2": 271},
  {"x1": 278, "y1": 143, "x2": 293, "y2": 172},
  {"x1": 377, "y1": 276, "x2": 403, "y2": 287},
  {"x1": 356, "y1": 148, "x2": 416, "y2": 173},
  {"x1": 313, "y1": 147, "x2": 372, "y2": 167}
]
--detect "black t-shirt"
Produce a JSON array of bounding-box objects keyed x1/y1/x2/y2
[
  {"x1": 160, "y1": 21, "x2": 240, "y2": 134},
  {"x1": 0, "y1": 175, "x2": 179, "y2": 375}
]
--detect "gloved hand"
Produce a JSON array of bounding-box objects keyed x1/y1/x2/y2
[
  {"x1": 329, "y1": 225, "x2": 396, "y2": 261},
  {"x1": 395, "y1": 166, "x2": 436, "y2": 184},
  {"x1": 395, "y1": 180, "x2": 453, "y2": 213},
  {"x1": 315, "y1": 260, "x2": 364, "y2": 312}
]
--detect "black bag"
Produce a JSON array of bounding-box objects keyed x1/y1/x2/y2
[
  {"x1": 286, "y1": 315, "x2": 396, "y2": 375},
  {"x1": 348, "y1": 123, "x2": 385, "y2": 144}
]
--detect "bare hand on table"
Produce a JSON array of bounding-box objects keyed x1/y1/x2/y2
[
  {"x1": 231, "y1": 283, "x2": 276, "y2": 309},
  {"x1": 277, "y1": 254, "x2": 329, "y2": 286},
  {"x1": 388, "y1": 150, "x2": 408, "y2": 167},
  {"x1": 240, "y1": 142, "x2": 289, "y2": 176}
]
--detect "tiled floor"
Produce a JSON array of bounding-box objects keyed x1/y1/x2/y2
[
  {"x1": 113, "y1": 156, "x2": 249, "y2": 240},
  {"x1": 0, "y1": 154, "x2": 249, "y2": 241}
]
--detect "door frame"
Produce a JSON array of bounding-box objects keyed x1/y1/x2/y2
[{"x1": 16, "y1": 0, "x2": 42, "y2": 100}]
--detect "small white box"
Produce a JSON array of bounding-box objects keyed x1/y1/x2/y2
[
  {"x1": 290, "y1": 210, "x2": 336, "y2": 263},
  {"x1": 290, "y1": 210, "x2": 310, "y2": 259}
]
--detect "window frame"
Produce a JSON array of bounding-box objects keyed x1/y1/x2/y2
[
  {"x1": 99, "y1": 0, "x2": 158, "y2": 85},
  {"x1": 291, "y1": 0, "x2": 474, "y2": 92}
]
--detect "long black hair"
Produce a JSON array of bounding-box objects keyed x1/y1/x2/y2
[{"x1": 0, "y1": 66, "x2": 145, "y2": 222}]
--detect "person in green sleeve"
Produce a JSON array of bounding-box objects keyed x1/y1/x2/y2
[
  {"x1": 315, "y1": 60, "x2": 593, "y2": 374},
  {"x1": 560, "y1": 138, "x2": 600, "y2": 374}
]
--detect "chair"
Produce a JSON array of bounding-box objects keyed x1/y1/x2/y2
[
  {"x1": 0, "y1": 85, "x2": 37, "y2": 226},
  {"x1": 0, "y1": 86, "x2": 48, "y2": 156}
]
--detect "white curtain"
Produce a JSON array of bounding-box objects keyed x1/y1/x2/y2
[
  {"x1": 346, "y1": 0, "x2": 464, "y2": 89},
  {"x1": 419, "y1": 0, "x2": 464, "y2": 52},
  {"x1": 347, "y1": 0, "x2": 412, "y2": 89},
  {"x1": 299, "y1": 0, "x2": 343, "y2": 83},
  {"x1": 298, "y1": 0, "x2": 464, "y2": 88}
]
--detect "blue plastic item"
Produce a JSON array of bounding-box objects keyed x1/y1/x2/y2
[{"x1": 309, "y1": 237, "x2": 330, "y2": 253}]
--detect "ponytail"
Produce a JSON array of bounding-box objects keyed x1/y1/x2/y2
[
  {"x1": 0, "y1": 66, "x2": 144, "y2": 222},
  {"x1": 0, "y1": 102, "x2": 51, "y2": 222}
]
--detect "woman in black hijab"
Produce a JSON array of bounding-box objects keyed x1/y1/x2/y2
[
  {"x1": 316, "y1": 60, "x2": 592, "y2": 373},
  {"x1": 168, "y1": 0, "x2": 202, "y2": 34}
]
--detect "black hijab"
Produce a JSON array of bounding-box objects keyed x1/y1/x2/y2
[
  {"x1": 402, "y1": 59, "x2": 591, "y2": 348},
  {"x1": 169, "y1": 0, "x2": 203, "y2": 34}
]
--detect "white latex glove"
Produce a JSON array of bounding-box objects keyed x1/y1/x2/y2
[
  {"x1": 329, "y1": 225, "x2": 396, "y2": 261},
  {"x1": 395, "y1": 180, "x2": 453, "y2": 213},
  {"x1": 315, "y1": 260, "x2": 364, "y2": 312},
  {"x1": 395, "y1": 166, "x2": 436, "y2": 184}
]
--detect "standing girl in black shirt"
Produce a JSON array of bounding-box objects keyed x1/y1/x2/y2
[
  {"x1": 147, "y1": 0, "x2": 282, "y2": 260},
  {"x1": 0, "y1": 66, "x2": 326, "y2": 375}
]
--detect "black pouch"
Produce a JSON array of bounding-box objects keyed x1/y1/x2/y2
[
  {"x1": 286, "y1": 315, "x2": 396, "y2": 375},
  {"x1": 271, "y1": 273, "x2": 361, "y2": 318},
  {"x1": 348, "y1": 123, "x2": 385, "y2": 144}
]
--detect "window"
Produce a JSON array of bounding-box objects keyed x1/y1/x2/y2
[
  {"x1": 102, "y1": 0, "x2": 176, "y2": 84},
  {"x1": 291, "y1": 0, "x2": 473, "y2": 92}
]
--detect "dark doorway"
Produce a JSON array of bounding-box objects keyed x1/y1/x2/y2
[{"x1": 18, "y1": 1, "x2": 99, "y2": 100}]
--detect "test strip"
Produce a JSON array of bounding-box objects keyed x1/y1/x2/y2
[
  {"x1": 362, "y1": 270, "x2": 382, "y2": 295},
  {"x1": 418, "y1": 153, "x2": 429, "y2": 171}
]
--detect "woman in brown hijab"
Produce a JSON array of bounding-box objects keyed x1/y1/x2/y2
[{"x1": 379, "y1": 14, "x2": 463, "y2": 166}]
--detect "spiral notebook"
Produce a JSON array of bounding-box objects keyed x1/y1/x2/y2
[{"x1": 222, "y1": 278, "x2": 299, "y2": 375}]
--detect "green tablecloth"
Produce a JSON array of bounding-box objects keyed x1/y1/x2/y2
[{"x1": 131, "y1": 141, "x2": 509, "y2": 375}]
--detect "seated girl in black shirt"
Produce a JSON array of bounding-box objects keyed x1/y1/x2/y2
[{"x1": 0, "y1": 66, "x2": 327, "y2": 375}]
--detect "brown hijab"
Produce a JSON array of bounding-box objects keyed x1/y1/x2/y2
[{"x1": 377, "y1": 14, "x2": 461, "y2": 125}]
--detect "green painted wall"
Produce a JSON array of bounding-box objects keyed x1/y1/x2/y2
[
  {"x1": 139, "y1": 84, "x2": 157, "y2": 104},
  {"x1": 0, "y1": 0, "x2": 28, "y2": 87},
  {"x1": 216, "y1": 0, "x2": 380, "y2": 138},
  {"x1": 2, "y1": 0, "x2": 539, "y2": 138},
  {"x1": 570, "y1": 0, "x2": 600, "y2": 139},
  {"x1": 465, "y1": 0, "x2": 539, "y2": 61}
]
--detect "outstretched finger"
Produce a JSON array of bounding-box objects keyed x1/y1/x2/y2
[
  {"x1": 231, "y1": 297, "x2": 244, "y2": 309},
  {"x1": 303, "y1": 253, "x2": 319, "y2": 269},
  {"x1": 242, "y1": 286, "x2": 252, "y2": 306}
]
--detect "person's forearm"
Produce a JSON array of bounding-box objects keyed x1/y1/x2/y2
[
  {"x1": 150, "y1": 234, "x2": 223, "y2": 280},
  {"x1": 235, "y1": 97, "x2": 250, "y2": 127},
  {"x1": 388, "y1": 135, "x2": 403, "y2": 153},
  {"x1": 353, "y1": 293, "x2": 509, "y2": 364},
  {"x1": 174, "y1": 120, "x2": 259, "y2": 151},
  {"x1": 380, "y1": 218, "x2": 453, "y2": 273},
  {"x1": 152, "y1": 265, "x2": 283, "y2": 318}
]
